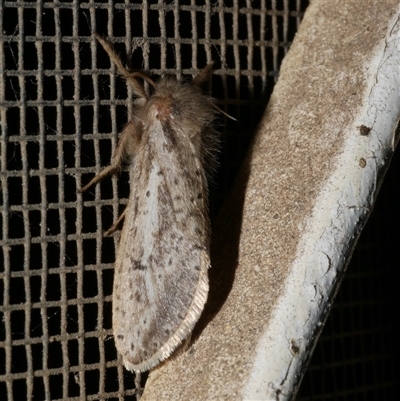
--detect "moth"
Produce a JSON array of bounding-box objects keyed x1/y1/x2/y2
[{"x1": 80, "y1": 34, "x2": 220, "y2": 372}]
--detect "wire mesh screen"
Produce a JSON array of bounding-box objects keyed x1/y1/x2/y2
[
  {"x1": 0, "y1": 1, "x2": 307, "y2": 399},
  {"x1": 2, "y1": 1, "x2": 398, "y2": 401}
]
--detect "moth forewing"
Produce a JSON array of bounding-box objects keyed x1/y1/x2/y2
[
  {"x1": 113, "y1": 79, "x2": 215, "y2": 372},
  {"x1": 82, "y1": 35, "x2": 218, "y2": 373}
]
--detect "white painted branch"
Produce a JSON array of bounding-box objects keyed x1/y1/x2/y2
[{"x1": 142, "y1": 2, "x2": 400, "y2": 400}]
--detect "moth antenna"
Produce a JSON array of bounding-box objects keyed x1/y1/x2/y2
[
  {"x1": 125, "y1": 72, "x2": 156, "y2": 88},
  {"x1": 211, "y1": 102, "x2": 237, "y2": 121},
  {"x1": 94, "y1": 33, "x2": 155, "y2": 99},
  {"x1": 193, "y1": 63, "x2": 236, "y2": 121},
  {"x1": 192, "y1": 63, "x2": 214, "y2": 87}
]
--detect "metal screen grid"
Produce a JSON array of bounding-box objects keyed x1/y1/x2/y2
[{"x1": 0, "y1": 1, "x2": 307, "y2": 399}]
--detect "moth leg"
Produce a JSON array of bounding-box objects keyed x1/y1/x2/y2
[
  {"x1": 79, "y1": 165, "x2": 118, "y2": 193},
  {"x1": 79, "y1": 121, "x2": 139, "y2": 193},
  {"x1": 104, "y1": 206, "x2": 127, "y2": 236}
]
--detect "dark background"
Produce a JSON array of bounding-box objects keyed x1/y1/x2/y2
[{"x1": 1, "y1": 1, "x2": 398, "y2": 400}]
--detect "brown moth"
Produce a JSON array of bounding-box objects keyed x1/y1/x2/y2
[{"x1": 80, "y1": 34, "x2": 219, "y2": 372}]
